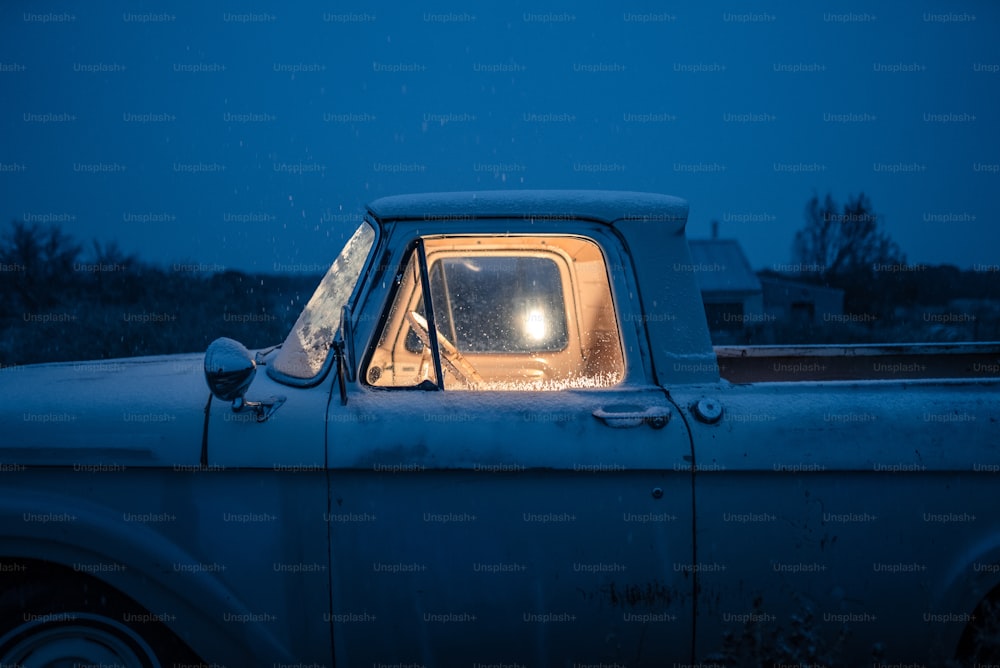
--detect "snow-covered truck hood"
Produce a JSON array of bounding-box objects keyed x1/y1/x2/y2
[{"x1": 0, "y1": 354, "x2": 210, "y2": 468}]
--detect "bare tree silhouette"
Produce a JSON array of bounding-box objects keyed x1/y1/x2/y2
[
  {"x1": 793, "y1": 193, "x2": 904, "y2": 282},
  {"x1": 792, "y1": 193, "x2": 906, "y2": 319},
  {"x1": 0, "y1": 220, "x2": 82, "y2": 312}
]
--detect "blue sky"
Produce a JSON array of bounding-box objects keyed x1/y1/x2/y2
[{"x1": 1, "y1": 1, "x2": 998, "y2": 274}]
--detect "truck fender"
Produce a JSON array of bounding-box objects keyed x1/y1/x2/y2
[{"x1": 0, "y1": 489, "x2": 292, "y2": 665}]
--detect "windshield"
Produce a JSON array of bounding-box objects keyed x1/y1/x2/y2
[{"x1": 270, "y1": 222, "x2": 376, "y2": 382}]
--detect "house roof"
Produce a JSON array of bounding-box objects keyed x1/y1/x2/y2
[{"x1": 687, "y1": 239, "x2": 762, "y2": 294}]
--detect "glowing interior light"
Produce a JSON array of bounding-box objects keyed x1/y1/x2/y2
[{"x1": 524, "y1": 308, "x2": 547, "y2": 341}]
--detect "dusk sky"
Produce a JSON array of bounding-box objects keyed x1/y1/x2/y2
[{"x1": 1, "y1": 1, "x2": 998, "y2": 274}]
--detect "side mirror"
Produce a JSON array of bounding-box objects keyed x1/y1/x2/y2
[
  {"x1": 204, "y1": 337, "x2": 285, "y2": 422},
  {"x1": 204, "y1": 337, "x2": 257, "y2": 402}
]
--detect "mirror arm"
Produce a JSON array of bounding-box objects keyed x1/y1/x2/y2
[
  {"x1": 332, "y1": 337, "x2": 348, "y2": 406},
  {"x1": 340, "y1": 304, "x2": 356, "y2": 382},
  {"x1": 232, "y1": 395, "x2": 286, "y2": 423}
]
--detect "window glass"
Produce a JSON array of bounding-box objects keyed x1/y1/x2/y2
[
  {"x1": 704, "y1": 302, "x2": 745, "y2": 333},
  {"x1": 366, "y1": 235, "x2": 624, "y2": 391},
  {"x1": 271, "y1": 223, "x2": 375, "y2": 381},
  {"x1": 367, "y1": 250, "x2": 438, "y2": 389},
  {"x1": 412, "y1": 257, "x2": 568, "y2": 354}
]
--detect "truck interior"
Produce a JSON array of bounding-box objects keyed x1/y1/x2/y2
[{"x1": 365, "y1": 235, "x2": 625, "y2": 391}]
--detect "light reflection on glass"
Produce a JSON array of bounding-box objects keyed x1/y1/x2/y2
[{"x1": 524, "y1": 307, "x2": 547, "y2": 342}]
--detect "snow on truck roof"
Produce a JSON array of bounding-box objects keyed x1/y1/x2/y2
[{"x1": 366, "y1": 190, "x2": 689, "y2": 225}]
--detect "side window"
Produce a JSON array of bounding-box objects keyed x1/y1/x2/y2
[
  {"x1": 366, "y1": 250, "x2": 439, "y2": 389},
  {"x1": 366, "y1": 235, "x2": 624, "y2": 391},
  {"x1": 407, "y1": 257, "x2": 568, "y2": 354}
]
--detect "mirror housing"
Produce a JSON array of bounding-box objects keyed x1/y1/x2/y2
[
  {"x1": 204, "y1": 337, "x2": 285, "y2": 422},
  {"x1": 205, "y1": 337, "x2": 257, "y2": 402}
]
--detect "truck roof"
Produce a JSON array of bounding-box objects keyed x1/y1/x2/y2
[{"x1": 366, "y1": 190, "x2": 689, "y2": 225}]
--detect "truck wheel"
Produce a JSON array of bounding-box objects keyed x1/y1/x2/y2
[
  {"x1": 956, "y1": 596, "x2": 1000, "y2": 665},
  {"x1": 0, "y1": 572, "x2": 190, "y2": 668}
]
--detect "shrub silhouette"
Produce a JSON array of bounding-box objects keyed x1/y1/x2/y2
[{"x1": 0, "y1": 220, "x2": 320, "y2": 366}]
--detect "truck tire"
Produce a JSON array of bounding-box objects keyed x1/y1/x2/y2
[
  {"x1": 0, "y1": 566, "x2": 196, "y2": 668},
  {"x1": 956, "y1": 595, "x2": 1000, "y2": 665}
]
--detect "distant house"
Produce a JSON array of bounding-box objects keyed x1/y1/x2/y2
[
  {"x1": 687, "y1": 239, "x2": 764, "y2": 342},
  {"x1": 759, "y1": 276, "x2": 844, "y2": 325},
  {"x1": 688, "y1": 238, "x2": 845, "y2": 343}
]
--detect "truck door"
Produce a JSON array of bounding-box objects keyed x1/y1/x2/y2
[
  {"x1": 326, "y1": 228, "x2": 695, "y2": 666},
  {"x1": 672, "y1": 380, "x2": 1000, "y2": 664}
]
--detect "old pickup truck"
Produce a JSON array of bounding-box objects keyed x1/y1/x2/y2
[{"x1": 1, "y1": 190, "x2": 999, "y2": 667}]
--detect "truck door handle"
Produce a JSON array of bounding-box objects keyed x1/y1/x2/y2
[{"x1": 592, "y1": 405, "x2": 671, "y2": 429}]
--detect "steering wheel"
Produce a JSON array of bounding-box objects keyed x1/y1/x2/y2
[{"x1": 406, "y1": 311, "x2": 484, "y2": 388}]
